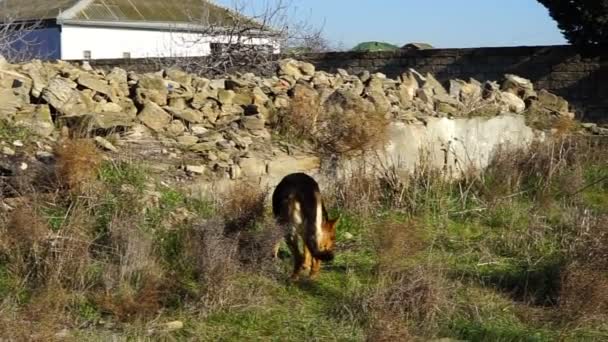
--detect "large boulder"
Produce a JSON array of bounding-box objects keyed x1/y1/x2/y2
[
  {"x1": 41, "y1": 76, "x2": 77, "y2": 110},
  {"x1": 165, "y1": 106, "x2": 203, "y2": 123},
  {"x1": 502, "y1": 74, "x2": 535, "y2": 99},
  {"x1": 0, "y1": 89, "x2": 25, "y2": 117},
  {"x1": 138, "y1": 101, "x2": 171, "y2": 131},
  {"x1": 135, "y1": 73, "x2": 168, "y2": 106},
  {"x1": 77, "y1": 73, "x2": 112, "y2": 97},
  {"x1": 13, "y1": 104, "x2": 55, "y2": 137},
  {"x1": 21, "y1": 60, "x2": 54, "y2": 98},
  {"x1": 499, "y1": 92, "x2": 526, "y2": 114}
]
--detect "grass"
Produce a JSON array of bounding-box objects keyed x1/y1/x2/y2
[{"x1": 0, "y1": 135, "x2": 607, "y2": 340}]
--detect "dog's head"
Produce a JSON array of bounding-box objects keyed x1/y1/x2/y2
[{"x1": 320, "y1": 214, "x2": 340, "y2": 252}]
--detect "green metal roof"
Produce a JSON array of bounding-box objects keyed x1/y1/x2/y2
[{"x1": 0, "y1": 0, "x2": 263, "y2": 28}]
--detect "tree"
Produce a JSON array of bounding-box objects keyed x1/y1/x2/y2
[
  {"x1": 154, "y1": 0, "x2": 333, "y2": 76},
  {"x1": 537, "y1": 0, "x2": 608, "y2": 45}
]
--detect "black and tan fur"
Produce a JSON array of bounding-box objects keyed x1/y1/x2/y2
[{"x1": 272, "y1": 173, "x2": 339, "y2": 280}]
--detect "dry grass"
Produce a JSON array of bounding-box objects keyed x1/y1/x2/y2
[
  {"x1": 326, "y1": 165, "x2": 384, "y2": 216},
  {"x1": 54, "y1": 138, "x2": 103, "y2": 195}
]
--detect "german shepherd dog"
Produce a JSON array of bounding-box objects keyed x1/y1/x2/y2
[{"x1": 272, "y1": 173, "x2": 340, "y2": 280}]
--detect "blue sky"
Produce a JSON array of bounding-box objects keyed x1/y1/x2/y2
[{"x1": 214, "y1": 0, "x2": 567, "y2": 49}]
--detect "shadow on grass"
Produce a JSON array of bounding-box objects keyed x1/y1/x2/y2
[{"x1": 452, "y1": 257, "x2": 565, "y2": 307}]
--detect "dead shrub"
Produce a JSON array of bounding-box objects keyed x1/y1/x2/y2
[
  {"x1": 315, "y1": 105, "x2": 390, "y2": 156},
  {"x1": 366, "y1": 310, "x2": 414, "y2": 342},
  {"x1": 54, "y1": 138, "x2": 102, "y2": 194},
  {"x1": 559, "y1": 265, "x2": 608, "y2": 319},
  {"x1": 218, "y1": 181, "x2": 268, "y2": 235},
  {"x1": 274, "y1": 87, "x2": 390, "y2": 157},
  {"x1": 0, "y1": 205, "x2": 51, "y2": 287},
  {"x1": 371, "y1": 219, "x2": 428, "y2": 272},
  {"x1": 183, "y1": 218, "x2": 242, "y2": 311},
  {"x1": 273, "y1": 85, "x2": 321, "y2": 142},
  {"x1": 4, "y1": 205, "x2": 49, "y2": 251},
  {"x1": 96, "y1": 273, "x2": 167, "y2": 322},
  {"x1": 370, "y1": 266, "x2": 454, "y2": 335}
]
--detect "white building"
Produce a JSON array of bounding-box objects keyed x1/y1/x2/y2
[{"x1": 0, "y1": 0, "x2": 281, "y2": 60}]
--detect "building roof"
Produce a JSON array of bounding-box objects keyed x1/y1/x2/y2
[
  {"x1": 0, "y1": 0, "x2": 272, "y2": 33},
  {"x1": 401, "y1": 42, "x2": 435, "y2": 50}
]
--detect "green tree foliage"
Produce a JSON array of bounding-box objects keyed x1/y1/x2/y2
[{"x1": 538, "y1": 0, "x2": 608, "y2": 45}]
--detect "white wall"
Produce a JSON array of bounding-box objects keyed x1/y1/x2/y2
[{"x1": 60, "y1": 25, "x2": 280, "y2": 60}]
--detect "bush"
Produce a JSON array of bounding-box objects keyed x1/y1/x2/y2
[{"x1": 274, "y1": 87, "x2": 390, "y2": 157}]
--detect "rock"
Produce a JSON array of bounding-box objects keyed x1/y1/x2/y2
[
  {"x1": 365, "y1": 90, "x2": 391, "y2": 113},
  {"x1": 22, "y1": 60, "x2": 52, "y2": 98},
  {"x1": 502, "y1": 74, "x2": 534, "y2": 96},
  {"x1": 398, "y1": 72, "x2": 419, "y2": 104},
  {"x1": 0, "y1": 89, "x2": 24, "y2": 116},
  {"x1": 94, "y1": 136, "x2": 119, "y2": 152},
  {"x1": 581, "y1": 123, "x2": 597, "y2": 130},
  {"x1": 299, "y1": 62, "x2": 315, "y2": 76},
  {"x1": 0, "y1": 69, "x2": 32, "y2": 103},
  {"x1": 278, "y1": 58, "x2": 303, "y2": 79},
  {"x1": 41, "y1": 77, "x2": 78, "y2": 111},
  {"x1": 190, "y1": 141, "x2": 217, "y2": 152},
  {"x1": 209, "y1": 79, "x2": 225, "y2": 89},
  {"x1": 35, "y1": 151, "x2": 54, "y2": 164},
  {"x1": 422, "y1": 73, "x2": 447, "y2": 96},
  {"x1": 185, "y1": 165, "x2": 205, "y2": 175},
  {"x1": 165, "y1": 68, "x2": 192, "y2": 86},
  {"x1": 138, "y1": 101, "x2": 172, "y2": 131},
  {"x1": 101, "y1": 102, "x2": 123, "y2": 112},
  {"x1": 165, "y1": 106, "x2": 203, "y2": 123},
  {"x1": 267, "y1": 155, "x2": 320, "y2": 179},
  {"x1": 536, "y1": 89, "x2": 569, "y2": 114},
  {"x1": 459, "y1": 81, "x2": 483, "y2": 104},
  {"x1": 241, "y1": 115, "x2": 265, "y2": 131},
  {"x1": 190, "y1": 124, "x2": 209, "y2": 136},
  {"x1": 312, "y1": 72, "x2": 331, "y2": 87},
  {"x1": 343, "y1": 232, "x2": 354, "y2": 240},
  {"x1": 14, "y1": 105, "x2": 55, "y2": 137},
  {"x1": 62, "y1": 111, "x2": 135, "y2": 131},
  {"x1": 177, "y1": 134, "x2": 199, "y2": 147},
  {"x1": 416, "y1": 87, "x2": 434, "y2": 105},
  {"x1": 166, "y1": 120, "x2": 186, "y2": 136},
  {"x1": 436, "y1": 102, "x2": 460, "y2": 116},
  {"x1": 232, "y1": 90, "x2": 254, "y2": 106},
  {"x1": 592, "y1": 126, "x2": 608, "y2": 135},
  {"x1": 499, "y1": 92, "x2": 526, "y2": 113},
  {"x1": 77, "y1": 73, "x2": 111, "y2": 97},
  {"x1": 1, "y1": 146, "x2": 15, "y2": 156},
  {"x1": 135, "y1": 73, "x2": 168, "y2": 106},
  {"x1": 122, "y1": 124, "x2": 152, "y2": 140},
  {"x1": 191, "y1": 88, "x2": 219, "y2": 109},
  {"x1": 169, "y1": 97, "x2": 187, "y2": 110},
  {"x1": 217, "y1": 89, "x2": 235, "y2": 105}
]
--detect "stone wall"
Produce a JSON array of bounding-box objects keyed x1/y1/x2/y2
[{"x1": 87, "y1": 45, "x2": 608, "y2": 123}]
